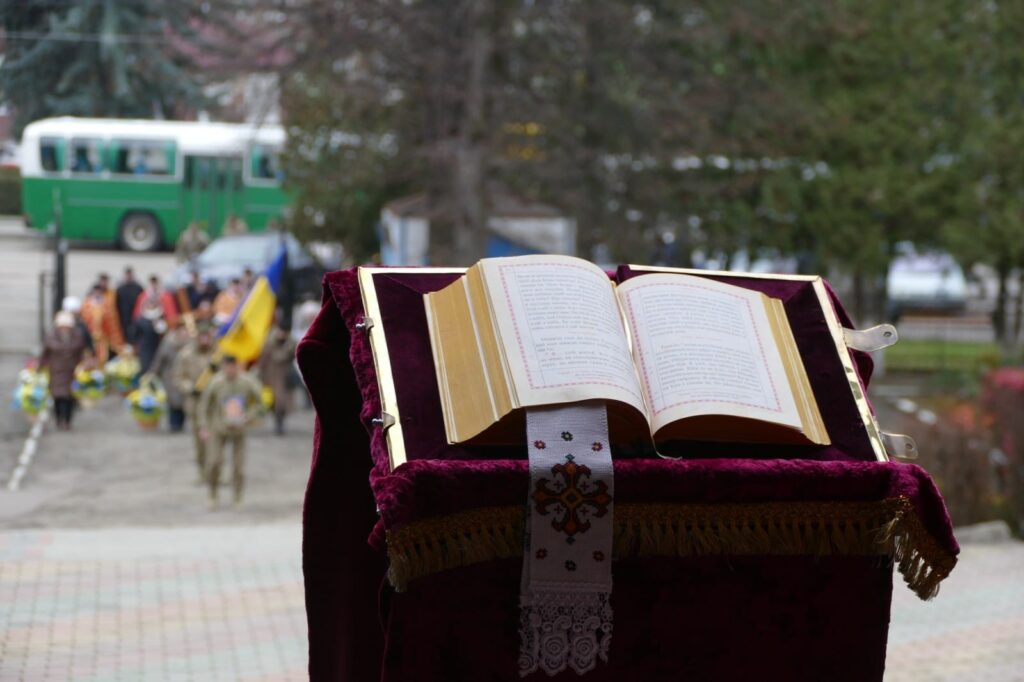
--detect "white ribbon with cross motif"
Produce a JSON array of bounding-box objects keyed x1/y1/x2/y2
[{"x1": 518, "y1": 401, "x2": 614, "y2": 677}]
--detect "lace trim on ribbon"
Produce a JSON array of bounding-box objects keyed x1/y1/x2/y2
[{"x1": 518, "y1": 591, "x2": 613, "y2": 676}]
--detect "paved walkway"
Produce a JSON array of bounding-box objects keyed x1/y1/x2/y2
[
  {"x1": 0, "y1": 524, "x2": 306, "y2": 682},
  {"x1": 2, "y1": 525, "x2": 1022, "y2": 680},
  {"x1": 0, "y1": 392, "x2": 312, "y2": 530},
  {"x1": 887, "y1": 541, "x2": 1024, "y2": 681},
  {"x1": 0, "y1": 346, "x2": 311, "y2": 680}
]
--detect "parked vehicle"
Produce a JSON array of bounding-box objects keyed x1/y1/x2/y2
[
  {"x1": 173, "y1": 233, "x2": 324, "y2": 301},
  {"x1": 694, "y1": 248, "x2": 800, "y2": 274},
  {"x1": 886, "y1": 244, "x2": 967, "y2": 320},
  {"x1": 20, "y1": 117, "x2": 289, "y2": 251}
]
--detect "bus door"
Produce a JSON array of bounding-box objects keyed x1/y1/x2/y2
[{"x1": 182, "y1": 155, "x2": 244, "y2": 237}]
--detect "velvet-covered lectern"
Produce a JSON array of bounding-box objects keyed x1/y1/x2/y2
[{"x1": 297, "y1": 266, "x2": 959, "y2": 681}]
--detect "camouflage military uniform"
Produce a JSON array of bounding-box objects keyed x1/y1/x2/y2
[
  {"x1": 196, "y1": 370, "x2": 262, "y2": 504},
  {"x1": 175, "y1": 224, "x2": 210, "y2": 263},
  {"x1": 172, "y1": 341, "x2": 216, "y2": 481}
]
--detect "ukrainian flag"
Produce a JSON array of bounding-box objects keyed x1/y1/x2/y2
[{"x1": 217, "y1": 245, "x2": 286, "y2": 363}]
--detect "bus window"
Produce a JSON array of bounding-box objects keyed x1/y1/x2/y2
[
  {"x1": 70, "y1": 138, "x2": 105, "y2": 174},
  {"x1": 40, "y1": 137, "x2": 65, "y2": 172},
  {"x1": 197, "y1": 158, "x2": 211, "y2": 189},
  {"x1": 250, "y1": 144, "x2": 283, "y2": 182},
  {"x1": 110, "y1": 140, "x2": 175, "y2": 176},
  {"x1": 232, "y1": 158, "x2": 243, "y2": 190}
]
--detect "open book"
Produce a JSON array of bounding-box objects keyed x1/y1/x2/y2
[{"x1": 423, "y1": 255, "x2": 829, "y2": 448}]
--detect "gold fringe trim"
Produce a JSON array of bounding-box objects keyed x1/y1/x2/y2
[
  {"x1": 386, "y1": 506, "x2": 525, "y2": 590},
  {"x1": 385, "y1": 497, "x2": 956, "y2": 600}
]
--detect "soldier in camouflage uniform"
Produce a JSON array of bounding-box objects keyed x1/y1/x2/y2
[
  {"x1": 175, "y1": 221, "x2": 210, "y2": 263},
  {"x1": 221, "y1": 213, "x2": 249, "y2": 236},
  {"x1": 172, "y1": 324, "x2": 217, "y2": 483},
  {"x1": 197, "y1": 355, "x2": 263, "y2": 509}
]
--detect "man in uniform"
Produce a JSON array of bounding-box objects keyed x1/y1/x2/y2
[
  {"x1": 172, "y1": 324, "x2": 217, "y2": 483},
  {"x1": 197, "y1": 354, "x2": 262, "y2": 509},
  {"x1": 176, "y1": 221, "x2": 210, "y2": 263},
  {"x1": 221, "y1": 213, "x2": 249, "y2": 236}
]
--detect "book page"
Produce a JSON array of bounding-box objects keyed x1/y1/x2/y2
[
  {"x1": 478, "y1": 256, "x2": 648, "y2": 419},
  {"x1": 617, "y1": 273, "x2": 802, "y2": 435}
]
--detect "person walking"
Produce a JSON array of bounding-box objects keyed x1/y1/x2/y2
[
  {"x1": 175, "y1": 221, "x2": 210, "y2": 263},
  {"x1": 61, "y1": 296, "x2": 95, "y2": 356},
  {"x1": 197, "y1": 355, "x2": 262, "y2": 509},
  {"x1": 212, "y1": 278, "x2": 245, "y2": 323},
  {"x1": 93, "y1": 273, "x2": 120, "y2": 354},
  {"x1": 221, "y1": 213, "x2": 248, "y2": 236},
  {"x1": 132, "y1": 276, "x2": 179, "y2": 373},
  {"x1": 184, "y1": 271, "x2": 218, "y2": 310},
  {"x1": 132, "y1": 275, "x2": 180, "y2": 330},
  {"x1": 257, "y1": 327, "x2": 298, "y2": 435},
  {"x1": 115, "y1": 267, "x2": 144, "y2": 344},
  {"x1": 148, "y1": 325, "x2": 190, "y2": 432},
  {"x1": 39, "y1": 311, "x2": 88, "y2": 430},
  {"x1": 132, "y1": 312, "x2": 160, "y2": 373},
  {"x1": 80, "y1": 284, "x2": 124, "y2": 363},
  {"x1": 173, "y1": 325, "x2": 217, "y2": 482},
  {"x1": 240, "y1": 267, "x2": 255, "y2": 292}
]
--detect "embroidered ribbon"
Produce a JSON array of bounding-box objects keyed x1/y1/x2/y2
[{"x1": 519, "y1": 402, "x2": 614, "y2": 677}]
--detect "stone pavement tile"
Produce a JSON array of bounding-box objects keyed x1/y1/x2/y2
[
  {"x1": 886, "y1": 542, "x2": 1024, "y2": 682},
  {"x1": 0, "y1": 523, "x2": 307, "y2": 681},
  {"x1": 12, "y1": 519, "x2": 1017, "y2": 681}
]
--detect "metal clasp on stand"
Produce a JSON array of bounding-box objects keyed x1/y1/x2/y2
[
  {"x1": 843, "y1": 324, "x2": 899, "y2": 352},
  {"x1": 371, "y1": 412, "x2": 396, "y2": 431},
  {"x1": 881, "y1": 432, "x2": 918, "y2": 460}
]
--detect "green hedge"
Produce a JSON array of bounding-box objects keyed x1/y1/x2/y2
[
  {"x1": 885, "y1": 339, "x2": 1002, "y2": 372},
  {"x1": 0, "y1": 167, "x2": 21, "y2": 215}
]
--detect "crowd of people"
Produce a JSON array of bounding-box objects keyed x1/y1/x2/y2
[{"x1": 36, "y1": 265, "x2": 315, "y2": 509}]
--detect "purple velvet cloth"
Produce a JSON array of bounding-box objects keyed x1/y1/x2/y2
[
  {"x1": 299, "y1": 267, "x2": 958, "y2": 682},
  {"x1": 370, "y1": 457, "x2": 956, "y2": 553},
  {"x1": 298, "y1": 286, "x2": 388, "y2": 681},
  {"x1": 382, "y1": 556, "x2": 893, "y2": 682}
]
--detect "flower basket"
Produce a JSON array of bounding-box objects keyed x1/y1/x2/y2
[
  {"x1": 105, "y1": 355, "x2": 140, "y2": 396},
  {"x1": 126, "y1": 377, "x2": 167, "y2": 431},
  {"x1": 11, "y1": 368, "x2": 50, "y2": 423},
  {"x1": 71, "y1": 367, "x2": 106, "y2": 408}
]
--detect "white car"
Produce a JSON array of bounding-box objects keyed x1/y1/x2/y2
[{"x1": 886, "y1": 246, "x2": 967, "y2": 320}]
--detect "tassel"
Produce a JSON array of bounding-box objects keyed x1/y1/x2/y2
[{"x1": 385, "y1": 497, "x2": 956, "y2": 599}]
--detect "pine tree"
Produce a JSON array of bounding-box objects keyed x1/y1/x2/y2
[{"x1": 1, "y1": 0, "x2": 220, "y2": 135}]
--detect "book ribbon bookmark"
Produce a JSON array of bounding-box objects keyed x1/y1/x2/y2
[{"x1": 519, "y1": 402, "x2": 614, "y2": 677}]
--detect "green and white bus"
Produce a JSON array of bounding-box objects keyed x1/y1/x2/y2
[{"x1": 20, "y1": 117, "x2": 290, "y2": 251}]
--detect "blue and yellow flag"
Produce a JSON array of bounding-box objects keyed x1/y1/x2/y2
[{"x1": 217, "y1": 245, "x2": 286, "y2": 363}]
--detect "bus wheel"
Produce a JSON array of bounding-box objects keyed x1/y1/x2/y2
[{"x1": 119, "y1": 213, "x2": 162, "y2": 252}]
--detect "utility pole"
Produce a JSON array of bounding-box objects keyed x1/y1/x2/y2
[
  {"x1": 52, "y1": 188, "x2": 67, "y2": 319},
  {"x1": 278, "y1": 227, "x2": 292, "y2": 331}
]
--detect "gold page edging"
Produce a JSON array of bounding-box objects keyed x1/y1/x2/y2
[
  {"x1": 358, "y1": 267, "x2": 466, "y2": 470},
  {"x1": 810, "y1": 278, "x2": 888, "y2": 461},
  {"x1": 385, "y1": 498, "x2": 956, "y2": 600}
]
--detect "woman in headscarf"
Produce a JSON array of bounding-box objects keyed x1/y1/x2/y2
[{"x1": 40, "y1": 311, "x2": 88, "y2": 430}]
